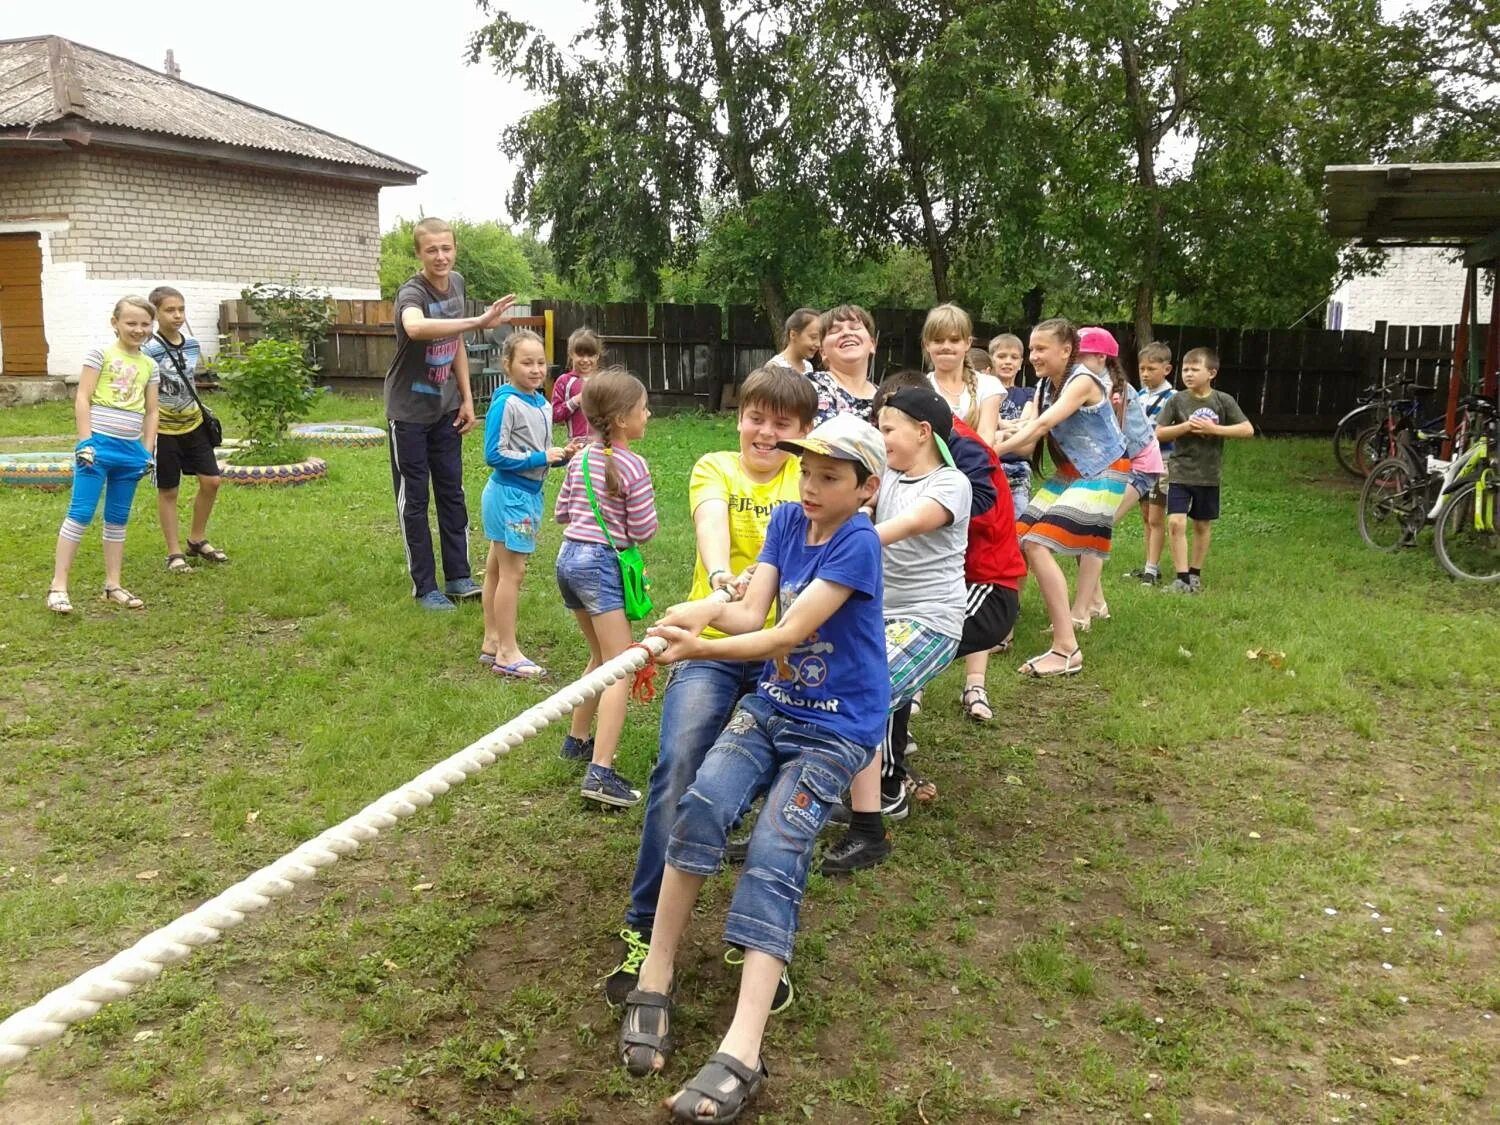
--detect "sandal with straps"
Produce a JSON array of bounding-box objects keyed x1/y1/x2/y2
[
  {"x1": 186, "y1": 539, "x2": 228, "y2": 563},
  {"x1": 46, "y1": 588, "x2": 73, "y2": 614},
  {"x1": 1018, "y1": 647, "x2": 1081, "y2": 678},
  {"x1": 101, "y1": 586, "x2": 144, "y2": 609},
  {"x1": 618, "y1": 987, "x2": 674, "y2": 1077},
  {"x1": 166, "y1": 553, "x2": 191, "y2": 573},
  {"x1": 667, "y1": 1052, "x2": 769, "y2": 1123},
  {"x1": 960, "y1": 684, "x2": 993, "y2": 722}
]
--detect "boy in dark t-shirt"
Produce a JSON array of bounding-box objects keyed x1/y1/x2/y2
[
  {"x1": 615, "y1": 414, "x2": 889, "y2": 1122},
  {"x1": 384, "y1": 218, "x2": 513, "y2": 610},
  {"x1": 1153, "y1": 347, "x2": 1254, "y2": 593}
]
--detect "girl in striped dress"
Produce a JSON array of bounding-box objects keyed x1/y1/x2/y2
[
  {"x1": 553, "y1": 368, "x2": 659, "y2": 808},
  {"x1": 47, "y1": 296, "x2": 161, "y2": 614},
  {"x1": 992, "y1": 319, "x2": 1128, "y2": 678}
]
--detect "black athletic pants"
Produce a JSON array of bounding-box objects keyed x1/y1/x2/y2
[{"x1": 389, "y1": 411, "x2": 471, "y2": 597}]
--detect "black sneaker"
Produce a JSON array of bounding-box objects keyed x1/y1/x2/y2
[
  {"x1": 819, "y1": 831, "x2": 892, "y2": 876},
  {"x1": 722, "y1": 949, "x2": 795, "y2": 1014},
  {"x1": 826, "y1": 801, "x2": 851, "y2": 828},
  {"x1": 560, "y1": 734, "x2": 594, "y2": 762},
  {"x1": 880, "y1": 779, "x2": 910, "y2": 821},
  {"x1": 581, "y1": 764, "x2": 642, "y2": 808},
  {"x1": 1139, "y1": 571, "x2": 1160, "y2": 586},
  {"x1": 604, "y1": 927, "x2": 651, "y2": 1007},
  {"x1": 724, "y1": 834, "x2": 751, "y2": 865},
  {"x1": 1123, "y1": 566, "x2": 1148, "y2": 579}
]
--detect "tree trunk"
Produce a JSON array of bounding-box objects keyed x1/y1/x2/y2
[
  {"x1": 1118, "y1": 33, "x2": 1164, "y2": 347},
  {"x1": 1022, "y1": 285, "x2": 1045, "y2": 325},
  {"x1": 698, "y1": 0, "x2": 790, "y2": 332}
]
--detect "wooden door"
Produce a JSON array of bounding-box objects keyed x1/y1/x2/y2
[{"x1": 0, "y1": 234, "x2": 48, "y2": 375}]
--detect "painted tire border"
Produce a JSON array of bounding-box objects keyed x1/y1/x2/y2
[
  {"x1": 0, "y1": 452, "x2": 74, "y2": 491},
  {"x1": 289, "y1": 423, "x2": 385, "y2": 447},
  {"x1": 216, "y1": 456, "x2": 329, "y2": 486}
]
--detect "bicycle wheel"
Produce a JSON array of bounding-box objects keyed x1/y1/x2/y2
[
  {"x1": 1334, "y1": 405, "x2": 1377, "y2": 476},
  {"x1": 1358, "y1": 458, "x2": 1424, "y2": 551},
  {"x1": 1352, "y1": 424, "x2": 1394, "y2": 477},
  {"x1": 1434, "y1": 480, "x2": 1500, "y2": 582}
]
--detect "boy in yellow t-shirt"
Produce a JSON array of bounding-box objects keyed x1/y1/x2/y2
[{"x1": 604, "y1": 365, "x2": 817, "y2": 1003}]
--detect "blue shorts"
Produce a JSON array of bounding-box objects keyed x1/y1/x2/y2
[
  {"x1": 555, "y1": 537, "x2": 625, "y2": 616},
  {"x1": 1129, "y1": 470, "x2": 1162, "y2": 500},
  {"x1": 482, "y1": 479, "x2": 542, "y2": 553},
  {"x1": 1167, "y1": 482, "x2": 1221, "y2": 521}
]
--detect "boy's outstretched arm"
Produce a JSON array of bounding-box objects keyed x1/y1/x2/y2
[
  {"x1": 876, "y1": 497, "x2": 954, "y2": 547},
  {"x1": 651, "y1": 577, "x2": 853, "y2": 665},
  {"x1": 400, "y1": 294, "x2": 516, "y2": 341}
]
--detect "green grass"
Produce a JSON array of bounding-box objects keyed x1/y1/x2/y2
[{"x1": 1, "y1": 398, "x2": 1498, "y2": 1123}]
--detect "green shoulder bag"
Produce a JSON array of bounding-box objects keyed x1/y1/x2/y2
[{"x1": 580, "y1": 447, "x2": 653, "y2": 621}]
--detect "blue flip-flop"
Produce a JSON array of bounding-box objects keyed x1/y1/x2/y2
[{"x1": 492, "y1": 658, "x2": 547, "y2": 680}]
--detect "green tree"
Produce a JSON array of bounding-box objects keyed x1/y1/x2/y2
[{"x1": 379, "y1": 219, "x2": 536, "y2": 303}]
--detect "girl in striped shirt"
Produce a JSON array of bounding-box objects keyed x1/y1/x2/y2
[
  {"x1": 553, "y1": 368, "x2": 659, "y2": 808},
  {"x1": 47, "y1": 295, "x2": 161, "y2": 614}
]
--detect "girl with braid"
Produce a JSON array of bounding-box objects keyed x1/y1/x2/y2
[
  {"x1": 553, "y1": 368, "x2": 659, "y2": 808},
  {"x1": 924, "y1": 304, "x2": 1002, "y2": 446}
]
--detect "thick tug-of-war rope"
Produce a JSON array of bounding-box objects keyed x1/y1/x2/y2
[{"x1": 0, "y1": 635, "x2": 670, "y2": 1069}]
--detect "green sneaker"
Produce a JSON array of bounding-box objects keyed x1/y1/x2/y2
[{"x1": 604, "y1": 927, "x2": 651, "y2": 1007}]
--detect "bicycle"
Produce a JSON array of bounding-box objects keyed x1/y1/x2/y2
[
  {"x1": 1357, "y1": 396, "x2": 1496, "y2": 552},
  {"x1": 1334, "y1": 381, "x2": 1432, "y2": 477},
  {"x1": 1433, "y1": 417, "x2": 1498, "y2": 583}
]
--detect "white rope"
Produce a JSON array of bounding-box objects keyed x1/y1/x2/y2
[{"x1": 0, "y1": 635, "x2": 669, "y2": 1068}]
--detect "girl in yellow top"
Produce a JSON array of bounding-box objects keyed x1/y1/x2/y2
[{"x1": 47, "y1": 296, "x2": 160, "y2": 613}]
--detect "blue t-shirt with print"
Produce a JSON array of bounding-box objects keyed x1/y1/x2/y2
[{"x1": 756, "y1": 504, "x2": 889, "y2": 749}]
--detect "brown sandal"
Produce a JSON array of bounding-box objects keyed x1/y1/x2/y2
[
  {"x1": 960, "y1": 684, "x2": 993, "y2": 722},
  {"x1": 186, "y1": 539, "x2": 228, "y2": 563},
  {"x1": 166, "y1": 553, "x2": 191, "y2": 573}
]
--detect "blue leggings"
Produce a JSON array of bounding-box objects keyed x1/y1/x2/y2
[{"x1": 60, "y1": 433, "x2": 151, "y2": 543}]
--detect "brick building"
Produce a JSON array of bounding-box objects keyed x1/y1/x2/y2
[
  {"x1": 1326, "y1": 246, "x2": 1468, "y2": 332},
  {"x1": 0, "y1": 35, "x2": 421, "y2": 384}
]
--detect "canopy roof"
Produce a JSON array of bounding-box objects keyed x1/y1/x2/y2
[{"x1": 1324, "y1": 163, "x2": 1500, "y2": 266}]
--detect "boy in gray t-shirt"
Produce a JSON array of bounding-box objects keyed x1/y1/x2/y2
[{"x1": 826, "y1": 386, "x2": 971, "y2": 875}]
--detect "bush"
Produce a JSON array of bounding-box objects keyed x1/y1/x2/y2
[
  {"x1": 242, "y1": 281, "x2": 335, "y2": 368},
  {"x1": 216, "y1": 339, "x2": 317, "y2": 456}
]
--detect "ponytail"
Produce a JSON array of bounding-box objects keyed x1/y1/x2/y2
[{"x1": 1106, "y1": 356, "x2": 1129, "y2": 424}]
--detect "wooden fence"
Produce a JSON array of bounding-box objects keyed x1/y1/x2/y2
[{"x1": 219, "y1": 297, "x2": 1492, "y2": 432}]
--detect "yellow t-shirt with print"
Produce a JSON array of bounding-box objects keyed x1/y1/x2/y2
[{"x1": 687, "y1": 450, "x2": 802, "y2": 639}]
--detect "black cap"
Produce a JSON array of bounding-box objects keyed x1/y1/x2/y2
[{"x1": 884, "y1": 387, "x2": 953, "y2": 441}]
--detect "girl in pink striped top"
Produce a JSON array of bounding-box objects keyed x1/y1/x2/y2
[{"x1": 553, "y1": 368, "x2": 659, "y2": 808}]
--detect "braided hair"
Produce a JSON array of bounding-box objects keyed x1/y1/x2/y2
[{"x1": 581, "y1": 366, "x2": 647, "y2": 498}]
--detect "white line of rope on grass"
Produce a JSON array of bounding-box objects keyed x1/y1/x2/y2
[{"x1": 0, "y1": 635, "x2": 668, "y2": 1069}]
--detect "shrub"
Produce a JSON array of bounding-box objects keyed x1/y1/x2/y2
[
  {"x1": 216, "y1": 338, "x2": 316, "y2": 456},
  {"x1": 242, "y1": 281, "x2": 335, "y2": 368}
]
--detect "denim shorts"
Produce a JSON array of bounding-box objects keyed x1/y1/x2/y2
[
  {"x1": 665, "y1": 694, "x2": 874, "y2": 963},
  {"x1": 1129, "y1": 470, "x2": 1162, "y2": 500},
  {"x1": 482, "y1": 479, "x2": 542, "y2": 553},
  {"x1": 555, "y1": 537, "x2": 625, "y2": 615}
]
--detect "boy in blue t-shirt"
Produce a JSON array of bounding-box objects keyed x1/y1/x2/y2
[{"x1": 617, "y1": 414, "x2": 888, "y2": 1122}]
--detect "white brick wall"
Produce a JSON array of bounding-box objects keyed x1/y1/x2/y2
[
  {"x1": 1329, "y1": 246, "x2": 1468, "y2": 332},
  {"x1": 0, "y1": 148, "x2": 385, "y2": 375}
]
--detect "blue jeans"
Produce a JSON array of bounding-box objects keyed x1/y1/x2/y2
[
  {"x1": 625, "y1": 658, "x2": 762, "y2": 931},
  {"x1": 665, "y1": 694, "x2": 875, "y2": 963}
]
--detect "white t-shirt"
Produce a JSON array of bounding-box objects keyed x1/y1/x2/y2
[
  {"x1": 768, "y1": 354, "x2": 813, "y2": 374},
  {"x1": 875, "y1": 465, "x2": 971, "y2": 639},
  {"x1": 928, "y1": 371, "x2": 1004, "y2": 426}
]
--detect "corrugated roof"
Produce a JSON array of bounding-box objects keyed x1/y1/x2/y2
[
  {"x1": 0, "y1": 36, "x2": 423, "y2": 179},
  {"x1": 1324, "y1": 163, "x2": 1500, "y2": 242}
]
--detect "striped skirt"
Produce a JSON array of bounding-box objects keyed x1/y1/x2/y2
[{"x1": 1017, "y1": 457, "x2": 1132, "y2": 558}]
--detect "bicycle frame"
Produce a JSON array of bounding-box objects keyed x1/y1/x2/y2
[{"x1": 1427, "y1": 436, "x2": 1490, "y2": 519}]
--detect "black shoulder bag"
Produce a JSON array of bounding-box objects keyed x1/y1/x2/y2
[{"x1": 156, "y1": 333, "x2": 223, "y2": 446}]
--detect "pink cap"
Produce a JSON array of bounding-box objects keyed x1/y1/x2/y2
[{"x1": 1078, "y1": 327, "x2": 1119, "y2": 358}]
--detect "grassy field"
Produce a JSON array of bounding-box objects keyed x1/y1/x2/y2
[{"x1": 1, "y1": 396, "x2": 1497, "y2": 1124}]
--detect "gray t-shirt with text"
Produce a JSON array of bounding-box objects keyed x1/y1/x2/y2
[
  {"x1": 875, "y1": 465, "x2": 971, "y2": 639},
  {"x1": 385, "y1": 272, "x2": 466, "y2": 424}
]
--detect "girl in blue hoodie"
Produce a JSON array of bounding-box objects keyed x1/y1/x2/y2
[{"x1": 481, "y1": 329, "x2": 580, "y2": 678}]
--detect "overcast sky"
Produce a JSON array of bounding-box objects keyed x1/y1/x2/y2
[{"x1": 8, "y1": 0, "x2": 591, "y2": 230}]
